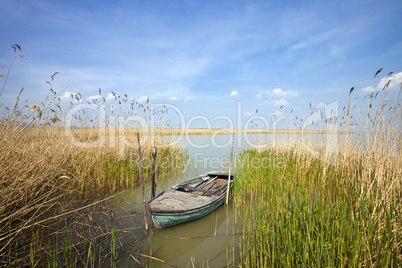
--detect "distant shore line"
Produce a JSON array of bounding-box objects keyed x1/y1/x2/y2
[
  {"x1": 153, "y1": 129, "x2": 349, "y2": 135},
  {"x1": 62, "y1": 127, "x2": 350, "y2": 135}
]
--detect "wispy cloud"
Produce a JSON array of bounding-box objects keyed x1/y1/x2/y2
[
  {"x1": 273, "y1": 110, "x2": 285, "y2": 117},
  {"x1": 1, "y1": 0, "x2": 401, "y2": 123},
  {"x1": 169, "y1": 96, "x2": 177, "y2": 101},
  {"x1": 289, "y1": 30, "x2": 337, "y2": 51}
]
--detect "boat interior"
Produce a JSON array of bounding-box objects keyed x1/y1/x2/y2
[{"x1": 174, "y1": 173, "x2": 233, "y2": 197}]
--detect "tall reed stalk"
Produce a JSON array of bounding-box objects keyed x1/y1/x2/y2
[
  {"x1": 0, "y1": 44, "x2": 185, "y2": 266},
  {"x1": 232, "y1": 72, "x2": 401, "y2": 267}
]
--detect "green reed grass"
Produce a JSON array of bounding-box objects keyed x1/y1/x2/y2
[
  {"x1": 231, "y1": 71, "x2": 401, "y2": 267},
  {"x1": 233, "y1": 149, "x2": 400, "y2": 267}
]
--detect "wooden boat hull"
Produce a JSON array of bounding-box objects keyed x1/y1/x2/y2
[
  {"x1": 147, "y1": 171, "x2": 233, "y2": 229},
  {"x1": 150, "y1": 194, "x2": 226, "y2": 229}
]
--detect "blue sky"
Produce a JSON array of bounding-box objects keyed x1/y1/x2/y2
[{"x1": 1, "y1": 0, "x2": 401, "y2": 129}]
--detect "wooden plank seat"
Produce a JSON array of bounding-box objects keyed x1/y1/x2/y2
[
  {"x1": 182, "y1": 186, "x2": 218, "y2": 195},
  {"x1": 181, "y1": 183, "x2": 228, "y2": 196}
]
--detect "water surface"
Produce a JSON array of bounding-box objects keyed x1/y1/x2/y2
[{"x1": 115, "y1": 133, "x2": 335, "y2": 266}]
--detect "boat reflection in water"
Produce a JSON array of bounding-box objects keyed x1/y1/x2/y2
[{"x1": 148, "y1": 199, "x2": 233, "y2": 267}]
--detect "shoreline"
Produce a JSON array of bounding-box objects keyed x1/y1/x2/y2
[{"x1": 62, "y1": 127, "x2": 351, "y2": 135}]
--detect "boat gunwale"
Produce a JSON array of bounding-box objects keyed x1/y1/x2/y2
[
  {"x1": 147, "y1": 171, "x2": 234, "y2": 214},
  {"x1": 148, "y1": 193, "x2": 226, "y2": 215}
]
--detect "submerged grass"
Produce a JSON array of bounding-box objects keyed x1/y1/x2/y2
[{"x1": 232, "y1": 72, "x2": 401, "y2": 267}]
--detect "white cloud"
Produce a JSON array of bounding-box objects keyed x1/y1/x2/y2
[
  {"x1": 59, "y1": 91, "x2": 81, "y2": 102},
  {"x1": 255, "y1": 93, "x2": 262, "y2": 98},
  {"x1": 87, "y1": 94, "x2": 102, "y2": 101},
  {"x1": 273, "y1": 98, "x2": 289, "y2": 106},
  {"x1": 361, "y1": 86, "x2": 374, "y2": 93},
  {"x1": 169, "y1": 96, "x2": 177, "y2": 101},
  {"x1": 361, "y1": 72, "x2": 402, "y2": 93},
  {"x1": 230, "y1": 90, "x2": 239, "y2": 97},
  {"x1": 138, "y1": 96, "x2": 148, "y2": 103},
  {"x1": 376, "y1": 72, "x2": 402, "y2": 90},
  {"x1": 271, "y1": 88, "x2": 299, "y2": 97},
  {"x1": 107, "y1": 93, "x2": 116, "y2": 100},
  {"x1": 243, "y1": 111, "x2": 253, "y2": 116},
  {"x1": 59, "y1": 92, "x2": 70, "y2": 100},
  {"x1": 317, "y1": 102, "x2": 326, "y2": 108},
  {"x1": 185, "y1": 96, "x2": 193, "y2": 102}
]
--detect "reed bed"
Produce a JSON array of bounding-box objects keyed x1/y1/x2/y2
[
  {"x1": 232, "y1": 72, "x2": 401, "y2": 267},
  {"x1": 0, "y1": 127, "x2": 183, "y2": 267},
  {"x1": 0, "y1": 128, "x2": 185, "y2": 266},
  {"x1": 0, "y1": 44, "x2": 186, "y2": 266}
]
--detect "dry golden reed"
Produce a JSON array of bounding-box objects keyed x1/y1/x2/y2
[{"x1": 0, "y1": 44, "x2": 185, "y2": 266}]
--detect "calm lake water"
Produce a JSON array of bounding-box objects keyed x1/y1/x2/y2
[{"x1": 113, "y1": 133, "x2": 336, "y2": 267}]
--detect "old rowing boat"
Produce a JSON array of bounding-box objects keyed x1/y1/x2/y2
[{"x1": 147, "y1": 171, "x2": 234, "y2": 229}]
